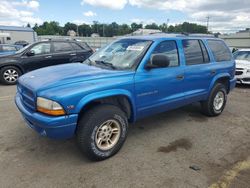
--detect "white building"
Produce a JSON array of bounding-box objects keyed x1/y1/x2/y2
[
  {"x1": 131, "y1": 28, "x2": 161, "y2": 36},
  {"x1": 219, "y1": 29, "x2": 250, "y2": 49},
  {"x1": 67, "y1": 30, "x2": 77, "y2": 37},
  {"x1": 0, "y1": 26, "x2": 36, "y2": 44}
]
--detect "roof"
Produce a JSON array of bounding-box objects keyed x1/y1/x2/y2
[
  {"x1": 122, "y1": 33, "x2": 217, "y2": 41},
  {"x1": 0, "y1": 44, "x2": 21, "y2": 47},
  {"x1": 0, "y1": 26, "x2": 34, "y2": 32},
  {"x1": 238, "y1": 48, "x2": 250, "y2": 51}
]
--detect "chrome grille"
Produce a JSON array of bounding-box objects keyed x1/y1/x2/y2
[
  {"x1": 18, "y1": 84, "x2": 36, "y2": 111},
  {"x1": 235, "y1": 71, "x2": 243, "y2": 75}
]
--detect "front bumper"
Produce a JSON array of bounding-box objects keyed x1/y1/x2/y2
[
  {"x1": 235, "y1": 69, "x2": 250, "y2": 85},
  {"x1": 15, "y1": 93, "x2": 78, "y2": 139}
]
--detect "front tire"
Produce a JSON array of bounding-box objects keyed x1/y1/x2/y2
[
  {"x1": 0, "y1": 66, "x2": 21, "y2": 85},
  {"x1": 77, "y1": 105, "x2": 128, "y2": 161},
  {"x1": 201, "y1": 83, "x2": 227, "y2": 117}
]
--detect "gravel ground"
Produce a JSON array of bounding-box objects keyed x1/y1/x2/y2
[{"x1": 0, "y1": 84, "x2": 249, "y2": 188}]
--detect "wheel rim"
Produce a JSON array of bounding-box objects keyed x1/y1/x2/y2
[
  {"x1": 95, "y1": 119, "x2": 121, "y2": 151},
  {"x1": 213, "y1": 91, "x2": 224, "y2": 111},
  {"x1": 3, "y1": 69, "x2": 19, "y2": 83}
]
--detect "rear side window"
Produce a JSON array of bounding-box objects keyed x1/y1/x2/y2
[
  {"x1": 53, "y1": 42, "x2": 73, "y2": 52},
  {"x1": 207, "y1": 40, "x2": 232, "y2": 62},
  {"x1": 182, "y1": 39, "x2": 208, "y2": 65},
  {"x1": 152, "y1": 40, "x2": 179, "y2": 67},
  {"x1": 199, "y1": 41, "x2": 210, "y2": 63}
]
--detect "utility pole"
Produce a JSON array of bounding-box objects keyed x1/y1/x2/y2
[
  {"x1": 166, "y1": 18, "x2": 170, "y2": 32},
  {"x1": 76, "y1": 25, "x2": 79, "y2": 36},
  {"x1": 103, "y1": 24, "x2": 105, "y2": 37},
  {"x1": 206, "y1": 16, "x2": 210, "y2": 34}
]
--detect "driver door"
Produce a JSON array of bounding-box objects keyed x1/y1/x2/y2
[
  {"x1": 21, "y1": 42, "x2": 53, "y2": 72},
  {"x1": 135, "y1": 40, "x2": 185, "y2": 119}
]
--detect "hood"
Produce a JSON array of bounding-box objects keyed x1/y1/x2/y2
[
  {"x1": 18, "y1": 63, "x2": 133, "y2": 91},
  {"x1": 235, "y1": 60, "x2": 250, "y2": 69},
  {"x1": 0, "y1": 53, "x2": 20, "y2": 63}
]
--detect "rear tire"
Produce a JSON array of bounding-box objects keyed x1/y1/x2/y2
[
  {"x1": 201, "y1": 83, "x2": 227, "y2": 117},
  {"x1": 77, "y1": 104, "x2": 128, "y2": 161},
  {"x1": 0, "y1": 66, "x2": 21, "y2": 85}
]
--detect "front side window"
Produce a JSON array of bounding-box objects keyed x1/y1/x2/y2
[
  {"x1": 30, "y1": 43, "x2": 51, "y2": 55},
  {"x1": 71, "y1": 43, "x2": 83, "y2": 51},
  {"x1": 151, "y1": 40, "x2": 179, "y2": 67},
  {"x1": 233, "y1": 51, "x2": 250, "y2": 62},
  {"x1": 182, "y1": 39, "x2": 206, "y2": 65},
  {"x1": 207, "y1": 40, "x2": 232, "y2": 62},
  {"x1": 53, "y1": 42, "x2": 73, "y2": 52},
  {"x1": 84, "y1": 39, "x2": 152, "y2": 70}
]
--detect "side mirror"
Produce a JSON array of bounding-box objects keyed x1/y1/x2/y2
[
  {"x1": 146, "y1": 54, "x2": 170, "y2": 69},
  {"x1": 26, "y1": 50, "x2": 35, "y2": 56}
]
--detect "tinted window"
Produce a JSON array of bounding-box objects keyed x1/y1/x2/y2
[
  {"x1": 2, "y1": 46, "x2": 16, "y2": 52},
  {"x1": 30, "y1": 43, "x2": 51, "y2": 55},
  {"x1": 207, "y1": 40, "x2": 232, "y2": 62},
  {"x1": 53, "y1": 42, "x2": 73, "y2": 52},
  {"x1": 79, "y1": 42, "x2": 92, "y2": 51},
  {"x1": 233, "y1": 51, "x2": 250, "y2": 62},
  {"x1": 71, "y1": 43, "x2": 83, "y2": 51},
  {"x1": 182, "y1": 40, "x2": 204, "y2": 65},
  {"x1": 199, "y1": 41, "x2": 210, "y2": 63},
  {"x1": 152, "y1": 40, "x2": 179, "y2": 67}
]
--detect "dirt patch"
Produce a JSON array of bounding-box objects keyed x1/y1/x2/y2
[
  {"x1": 230, "y1": 169, "x2": 250, "y2": 188},
  {"x1": 206, "y1": 142, "x2": 250, "y2": 186},
  {"x1": 158, "y1": 138, "x2": 192, "y2": 153}
]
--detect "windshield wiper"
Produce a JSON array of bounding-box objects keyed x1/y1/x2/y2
[{"x1": 95, "y1": 60, "x2": 116, "y2": 70}]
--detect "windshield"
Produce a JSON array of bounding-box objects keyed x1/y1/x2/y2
[
  {"x1": 233, "y1": 51, "x2": 250, "y2": 62},
  {"x1": 15, "y1": 44, "x2": 32, "y2": 54},
  {"x1": 84, "y1": 38, "x2": 152, "y2": 70}
]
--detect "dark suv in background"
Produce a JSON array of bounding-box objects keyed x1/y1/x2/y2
[{"x1": 0, "y1": 40, "x2": 93, "y2": 85}]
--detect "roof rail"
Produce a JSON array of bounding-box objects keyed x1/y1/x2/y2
[
  {"x1": 187, "y1": 33, "x2": 216, "y2": 38},
  {"x1": 149, "y1": 32, "x2": 216, "y2": 38}
]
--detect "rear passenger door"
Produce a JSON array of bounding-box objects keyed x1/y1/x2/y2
[
  {"x1": 51, "y1": 42, "x2": 77, "y2": 66},
  {"x1": 182, "y1": 39, "x2": 214, "y2": 103}
]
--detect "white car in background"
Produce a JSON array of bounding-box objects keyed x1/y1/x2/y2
[{"x1": 234, "y1": 49, "x2": 250, "y2": 85}]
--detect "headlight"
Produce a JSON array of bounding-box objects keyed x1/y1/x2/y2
[
  {"x1": 37, "y1": 97, "x2": 65, "y2": 116},
  {"x1": 247, "y1": 69, "x2": 250, "y2": 73}
]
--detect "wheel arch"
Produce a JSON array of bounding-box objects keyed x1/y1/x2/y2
[
  {"x1": 208, "y1": 73, "x2": 231, "y2": 95},
  {"x1": 0, "y1": 64, "x2": 24, "y2": 74},
  {"x1": 76, "y1": 89, "x2": 136, "y2": 123}
]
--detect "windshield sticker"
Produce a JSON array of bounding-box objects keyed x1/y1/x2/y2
[{"x1": 127, "y1": 46, "x2": 144, "y2": 51}]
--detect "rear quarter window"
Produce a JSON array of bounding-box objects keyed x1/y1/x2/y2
[{"x1": 207, "y1": 40, "x2": 232, "y2": 62}]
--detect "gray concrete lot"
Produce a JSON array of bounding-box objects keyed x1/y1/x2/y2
[{"x1": 0, "y1": 85, "x2": 249, "y2": 188}]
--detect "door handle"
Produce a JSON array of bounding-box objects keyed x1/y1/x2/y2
[
  {"x1": 70, "y1": 53, "x2": 76, "y2": 56},
  {"x1": 176, "y1": 75, "x2": 184, "y2": 80},
  {"x1": 211, "y1": 70, "x2": 216, "y2": 75},
  {"x1": 45, "y1": 55, "x2": 52, "y2": 59}
]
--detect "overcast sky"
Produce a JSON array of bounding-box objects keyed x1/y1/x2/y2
[{"x1": 0, "y1": 0, "x2": 250, "y2": 33}]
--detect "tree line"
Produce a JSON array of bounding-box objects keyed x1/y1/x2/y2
[{"x1": 32, "y1": 21, "x2": 208, "y2": 37}]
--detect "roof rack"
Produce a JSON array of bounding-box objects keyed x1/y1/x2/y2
[
  {"x1": 40, "y1": 38, "x2": 80, "y2": 41},
  {"x1": 149, "y1": 32, "x2": 216, "y2": 38}
]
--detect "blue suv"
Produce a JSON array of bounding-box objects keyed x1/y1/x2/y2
[{"x1": 15, "y1": 34, "x2": 236, "y2": 160}]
